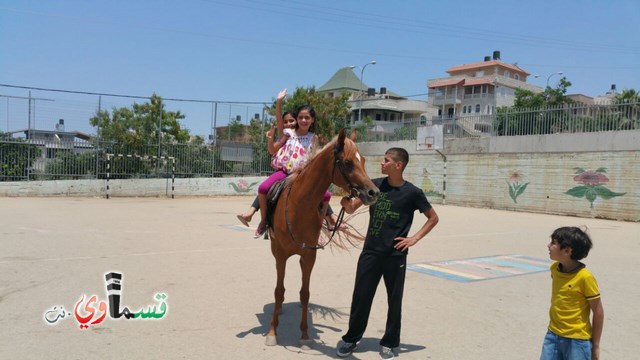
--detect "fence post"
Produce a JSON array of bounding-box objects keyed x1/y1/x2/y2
[{"x1": 95, "y1": 95, "x2": 101, "y2": 179}]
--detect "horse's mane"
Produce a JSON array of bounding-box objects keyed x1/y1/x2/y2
[
  {"x1": 286, "y1": 132, "x2": 366, "y2": 251},
  {"x1": 292, "y1": 132, "x2": 357, "y2": 176}
]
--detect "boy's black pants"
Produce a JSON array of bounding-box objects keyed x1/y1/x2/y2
[{"x1": 342, "y1": 251, "x2": 407, "y2": 348}]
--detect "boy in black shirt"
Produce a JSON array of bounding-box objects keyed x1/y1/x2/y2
[{"x1": 337, "y1": 147, "x2": 439, "y2": 360}]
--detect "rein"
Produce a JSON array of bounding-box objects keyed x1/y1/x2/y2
[{"x1": 283, "y1": 143, "x2": 353, "y2": 250}]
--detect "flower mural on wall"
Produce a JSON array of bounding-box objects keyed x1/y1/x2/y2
[
  {"x1": 507, "y1": 170, "x2": 529, "y2": 203},
  {"x1": 229, "y1": 179, "x2": 258, "y2": 193},
  {"x1": 421, "y1": 168, "x2": 442, "y2": 198},
  {"x1": 565, "y1": 167, "x2": 626, "y2": 208}
]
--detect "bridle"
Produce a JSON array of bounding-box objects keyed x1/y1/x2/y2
[
  {"x1": 283, "y1": 142, "x2": 355, "y2": 250},
  {"x1": 331, "y1": 142, "x2": 362, "y2": 199}
]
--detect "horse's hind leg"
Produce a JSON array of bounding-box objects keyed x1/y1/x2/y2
[
  {"x1": 298, "y1": 253, "x2": 317, "y2": 349},
  {"x1": 266, "y1": 258, "x2": 286, "y2": 346}
]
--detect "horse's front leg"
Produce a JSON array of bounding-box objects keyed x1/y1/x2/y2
[
  {"x1": 298, "y1": 252, "x2": 317, "y2": 349},
  {"x1": 266, "y1": 257, "x2": 287, "y2": 346}
]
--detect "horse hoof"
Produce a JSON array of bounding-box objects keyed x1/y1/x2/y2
[
  {"x1": 299, "y1": 339, "x2": 313, "y2": 350},
  {"x1": 265, "y1": 336, "x2": 277, "y2": 346}
]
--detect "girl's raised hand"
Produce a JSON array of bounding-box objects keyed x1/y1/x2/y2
[{"x1": 277, "y1": 88, "x2": 287, "y2": 101}]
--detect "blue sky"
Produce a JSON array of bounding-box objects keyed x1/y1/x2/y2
[{"x1": 1, "y1": 0, "x2": 638, "y2": 137}]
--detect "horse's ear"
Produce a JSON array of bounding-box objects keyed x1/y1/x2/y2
[
  {"x1": 350, "y1": 129, "x2": 357, "y2": 142},
  {"x1": 337, "y1": 128, "x2": 346, "y2": 151}
]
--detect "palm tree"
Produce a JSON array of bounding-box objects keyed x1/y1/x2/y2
[{"x1": 614, "y1": 89, "x2": 640, "y2": 130}]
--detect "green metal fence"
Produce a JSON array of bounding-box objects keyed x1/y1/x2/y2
[
  {"x1": 2, "y1": 102, "x2": 638, "y2": 181},
  {"x1": 0, "y1": 140, "x2": 274, "y2": 181}
]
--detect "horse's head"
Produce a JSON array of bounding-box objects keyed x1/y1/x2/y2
[{"x1": 332, "y1": 128, "x2": 379, "y2": 205}]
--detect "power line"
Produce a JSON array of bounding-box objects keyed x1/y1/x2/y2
[
  {"x1": 199, "y1": 0, "x2": 640, "y2": 55},
  {"x1": 0, "y1": 84, "x2": 270, "y2": 105}
]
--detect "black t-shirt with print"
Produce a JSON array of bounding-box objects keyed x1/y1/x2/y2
[{"x1": 363, "y1": 177, "x2": 432, "y2": 256}]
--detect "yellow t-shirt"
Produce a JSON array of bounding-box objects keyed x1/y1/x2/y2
[{"x1": 548, "y1": 262, "x2": 600, "y2": 339}]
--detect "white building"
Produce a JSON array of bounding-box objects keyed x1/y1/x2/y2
[
  {"x1": 428, "y1": 51, "x2": 543, "y2": 116},
  {"x1": 318, "y1": 67, "x2": 437, "y2": 139}
]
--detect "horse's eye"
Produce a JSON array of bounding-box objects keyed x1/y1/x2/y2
[{"x1": 343, "y1": 160, "x2": 355, "y2": 172}]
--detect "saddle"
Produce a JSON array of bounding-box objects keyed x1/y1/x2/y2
[{"x1": 265, "y1": 178, "x2": 288, "y2": 228}]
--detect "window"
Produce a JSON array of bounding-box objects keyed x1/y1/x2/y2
[
  {"x1": 503, "y1": 70, "x2": 510, "y2": 78},
  {"x1": 514, "y1": 74, "x2": 520, "y2": 80},
  {"x1": 475, "y1": 70, "x2": 484, "y2": 77},
  {"x1": 475, "y1": 104, "x2": 480, "y2": 113}
]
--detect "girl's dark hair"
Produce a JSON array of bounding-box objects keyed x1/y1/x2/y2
[
  {"x1": 551, "y1": 226, "x2": 593, "y2": 260},
  {"x1": 295, "y1": 104, "x2": 316, "y2": 133},
  {"x1": 282, "y1": 111, "x2": 296, "y2": 120}
]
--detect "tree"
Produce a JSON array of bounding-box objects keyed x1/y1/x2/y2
[
  {"x1": 513, "y1": 77, "x2": 573, "y2": 109},
  {"x1": 44, "y1": 150, "x2": 95, "y2": 180},
  {"x1": 613, "y1": 88, "x2": 640, "y2": 104},
  {"x1": 245, "y1": 116, "x2": 274, "y2": 174},
  {"x1": 90, "y1": 94, "x2": 190, "y2": 147},
  {"x1": 353, "y1": 117, "x2": 374, "y2": 142},
  {"x1": 544, "y1": 78, "x2": 574, "y2": 107},
  {"x1": 88, "y1": 95, "x2": 217, "y2": 178},
  {"x1": 496, "y1": 77, "x2": 575, "y2": 135},
  {"x1": 0, "y1": 131, "x2": 42, "y2": 181},
  {"x1": 226, "y1": 116, "x2": 245, "y2": 141},
  {"x1": 613, "y1": 89, "x2": 640, "y2": 130}
]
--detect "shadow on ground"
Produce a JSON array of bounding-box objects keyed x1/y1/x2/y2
[{"x1": 236, "y1": 301, "x2": 425, "y2": 358}]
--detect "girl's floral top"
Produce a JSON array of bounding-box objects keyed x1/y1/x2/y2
[{"x1": 271, "y1": 128, "x2": 315, "y2": 174}]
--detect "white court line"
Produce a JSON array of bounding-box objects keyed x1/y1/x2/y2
[
  {"x1": 435, "y1": 231, "x2": 525, "y2": 238},
  {"x1": 0, "y1": 246, "x2": 265, "y2": 265}
]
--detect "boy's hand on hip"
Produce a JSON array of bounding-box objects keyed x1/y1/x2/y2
[{"x1": 393, "y1": 236, "x2": 418, "y2": 251}]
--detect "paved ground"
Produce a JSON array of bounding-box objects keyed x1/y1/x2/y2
[{"x1": 0, "y1": 196, "x2": 638, "y2": 360}]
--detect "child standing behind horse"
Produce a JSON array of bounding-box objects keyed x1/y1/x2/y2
[{"x1": 254, "y1": 101, "x2": 330, "y2": 238}]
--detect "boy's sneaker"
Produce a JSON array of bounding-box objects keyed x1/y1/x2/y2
[
  {"x1": 336, "y1": 342, "x2": 357, "y2": 357},
  {"x1": 379, "y1": 346, "x2": 394, "y2": 360}
]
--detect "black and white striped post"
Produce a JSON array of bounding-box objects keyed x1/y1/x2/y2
[
  {"x1": 170, "y1": 157, "x2": 175, "y2": 199},
  {"x1": 106, "y1": 154, "x2": 111, "y2": 199}
]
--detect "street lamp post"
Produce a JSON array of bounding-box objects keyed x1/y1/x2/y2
[
  {"x1": 534, "y1": 72, "x2": 564, "y2": 103},
  {"x1": 535, "y1": 72, "x2": 564, "y2": 88},
  {"x1": 546, "y1": 72, "x2": 563, "y2": 88},
  {"x1": 350, "y1": 60, "x2": 376, "y2": 124}
]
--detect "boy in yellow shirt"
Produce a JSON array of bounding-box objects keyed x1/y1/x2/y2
[{"x1": 541, "y1": 226, "x2": 604, "y2": 360}]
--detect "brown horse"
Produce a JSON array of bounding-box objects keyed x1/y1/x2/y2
[{"x1": 264, "y1": 128, "x2": 379, "y2": 347}]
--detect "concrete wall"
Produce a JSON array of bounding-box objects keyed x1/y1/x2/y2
[
  {"x1": 0, "y1": 177, "x2": 264, "y2": 198},
  {"x1": 360, "y1": 151, "x2": 638, "y2": 222}
]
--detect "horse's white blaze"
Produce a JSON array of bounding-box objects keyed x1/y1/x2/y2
[{"x1": 355, "y1": 151, "x2": 361, "y2": 163}]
